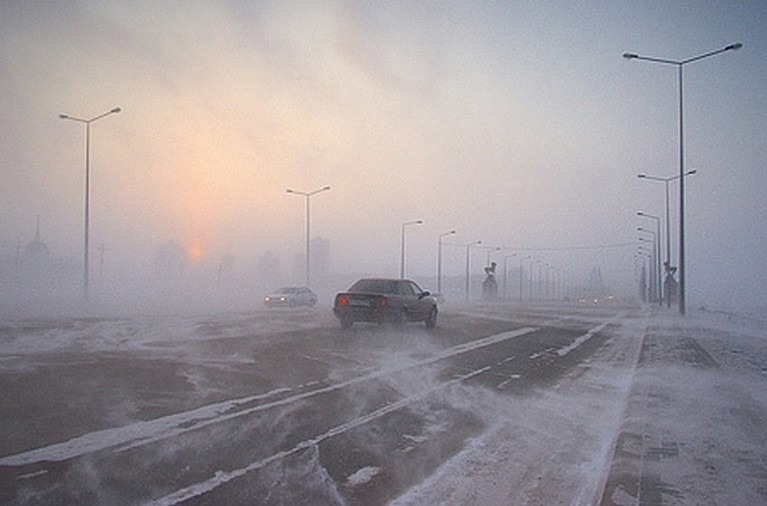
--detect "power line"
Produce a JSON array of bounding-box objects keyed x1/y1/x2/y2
[{"x1": 443, "y1": 242, "x2": 636, "y2": 252}]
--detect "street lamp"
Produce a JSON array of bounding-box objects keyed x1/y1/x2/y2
[
  {"x1": 59, "y1": 106, "x2": 121, "y2": 303},
  {"x1": 624, "y1": 43, "x2": 742, "y2": 314},
  {"x1": 286, "y1": 185, "x2": 331, "y2": 287},
  {"x1": 400, "y1": 220, "x2": 423, "y2": 278},
  {"x1": 518, "y1": 255, "x2": 530, "y2": 300},
  {"x1": 638, "y1": 229, "x2": 658, "y2": 304},
  {"x1": 437, "y1": 230, "x2": 456, "y2": 293},
  {"x1": 543, "y1": 263, "x2": 554, "y2": 300},
  {"x1": 635, "y1": 251, "x2": 651, "y2": 302},
  {"x1": 465, "y1": 240, "x2": 482, "y2": 301},
  {"x1": 638, "y1": 212, "x2": 663, "y2": 305},
  {"x1": 485, "y1": 246, "x2": 501, "y2": 266},
  {"x1": 534, "y1": 260, "x2": 545, "y2": 300},
  {"x1": 503, "y1": 254, "x2": 516, "y2": 299},
  {"x1": 637, "y1": 170, "x2": 697, "y2": 307}
]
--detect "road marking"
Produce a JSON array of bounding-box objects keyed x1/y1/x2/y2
[
  {"x1": 2, "y1": 313, "x2": 623, "y2": 470},
  {"x1": 147, "y1": 365, "x2": 493, "y2": 506},
  {"x1": 0, "y1": 327, "x2": 537, "y2": 468},
  {"x1": 557, "y1": 311, "x2": 627, "y2": 357}
]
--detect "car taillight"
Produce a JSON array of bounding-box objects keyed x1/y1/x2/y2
[
  {"x1": 338, "y1": 296, "x2": 349, "y2": 306},
  {"x1": 379, "y1": 297, "x2": 388, "y2": 308}
]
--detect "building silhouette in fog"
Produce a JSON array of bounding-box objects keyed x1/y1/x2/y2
[
  {"x1": 18, "y1": 216, "x2": 53, "y2": 287},
  {"x1": 3, "y1": 216, "x2": 78, "y2": 295},
  {"x1": 588, "y1": 267, "x2": 606, "y2": 298},
  {"x1": 20, "y1": 216, "x2": 50, "y2": 266}
]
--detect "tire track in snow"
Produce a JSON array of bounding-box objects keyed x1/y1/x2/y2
[
  {"x1": 0, "y1": 327, "x2": 538, "y2": 468},
  {"x1": 147, "y1": 366, "x2": 493, "y2": 506},
  {"x1": 150, "y1": 314, "x2": 625, "y2": 505}
]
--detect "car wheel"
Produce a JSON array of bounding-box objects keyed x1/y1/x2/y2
[
  {"x1": 425, "y1": 307, "x2": 438, "y2": 328},
  {"x1": 340, "y1": 317, "x2": 353, "y2": 330}
]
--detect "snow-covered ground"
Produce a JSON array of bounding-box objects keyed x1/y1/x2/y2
[
  {"x1": 2, "y1": 303, "x2": 766, "y2": 505},
  {"x1": 393, "y1": 306, "x2": 767, "y2": 505}
]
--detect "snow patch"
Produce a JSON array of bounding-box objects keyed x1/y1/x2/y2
[{"x1": 346, "y1": 466, "x2": 381, "y2": 487}]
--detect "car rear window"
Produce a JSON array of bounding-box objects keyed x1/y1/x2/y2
[{"x1": 349, "y1": 279, "x2": 398, "y2": 294}]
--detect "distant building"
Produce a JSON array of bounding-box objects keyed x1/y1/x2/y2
[
  {"x1": 21, "y1": 216, "x2": 49, "y2": 265},
  {"x1": 12, "y1": 216, "x2": 61, "y2": 290}
]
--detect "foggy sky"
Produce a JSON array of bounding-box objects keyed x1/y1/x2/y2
[{"x1": 1, "y1": 1, "x2": 765, "y2": 308}]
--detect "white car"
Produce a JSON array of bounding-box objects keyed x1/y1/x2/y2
[{"x1": 263, "y1": 287, "x2": 318, "y2": 308}]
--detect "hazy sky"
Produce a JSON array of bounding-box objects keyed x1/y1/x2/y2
[{"x1": 1, "y1": 1, "x2": 765, "y2": 307}]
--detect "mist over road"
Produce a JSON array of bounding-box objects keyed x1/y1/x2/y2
[{"x1": 1, "y1": 301, "x2": 640, "y2": 505}]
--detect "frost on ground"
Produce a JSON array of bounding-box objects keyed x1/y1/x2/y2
[
  {"x1": 394, "y1": 307, "x2": 767, "y2": 506},
  {"x1": 2, "y1": 304, "x2": 766, "y2": 505},
  {"x1": 600, "y1": 309, "x2": 767, "y2": 506}
]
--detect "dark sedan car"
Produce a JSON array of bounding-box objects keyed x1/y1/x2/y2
[{"x1": 333, "y1": 278, "x2": 437, "y2": 329}]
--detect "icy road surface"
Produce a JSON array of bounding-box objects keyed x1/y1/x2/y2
[{"x1": 1, "y1": 301, "x2": 766, "y2": 505}]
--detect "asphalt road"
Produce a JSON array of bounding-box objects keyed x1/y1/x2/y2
[{"x1": 0, "y1": 301, "x2": 634, "y2": 505}]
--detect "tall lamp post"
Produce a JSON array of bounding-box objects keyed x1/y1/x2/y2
[
  {"x1": 59, "y1": 106, "x2": 121, "y2": 303},
  {"x1": 638, "y1": 213, "x2": 663, "y2": 305},
  {"x1": 485, "y1": 246, "x2": 501, "y2": 266},
  {"x1": 503, "y1": 254, "x2": 516, "y2": 299},
  {"x1": 638, "y1": 230, "x2": 658, "y2": 304},
  {"x1": 400, "y1": 220, "x2": 423, "y2": 278},
  {"x1": 464, "y1": 240, "x2": 482, "y2": 301},
  {"x1": 519, "y1": 255, "x2": 530, "y2": 300},
  {"x1": 286, "y1": 185, "x2": 331, "y2": 287},
  {"x1": 638, "y1": 170, "x2": 697, "y2": 307},
  {"x1": 636, "y1": 252, "x2": 651, "y2": 302},
  {"x1": 437, "y1": 230, "x2": 456, "y2": 293},
  {"x1": 624, "y1": 43, "x2": 742, "y2": 314}
]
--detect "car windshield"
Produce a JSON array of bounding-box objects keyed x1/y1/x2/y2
[{"x1": 348, "y1": 279, "x2": 398, "y2": 294}]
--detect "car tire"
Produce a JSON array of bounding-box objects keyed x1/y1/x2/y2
[
  {"x1": 425, "y1": 307, "x2": 438, "y2": 328},
  {"x1": 340, "y1": 317, "x2": 353, "y2": 330}
]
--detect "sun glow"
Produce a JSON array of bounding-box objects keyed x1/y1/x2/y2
[{"x1": 188, "y1": 241, "x2": 203, "y2": 261}]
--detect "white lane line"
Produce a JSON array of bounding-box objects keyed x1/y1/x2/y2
[
  {"x1": 0, "y1": 386, "x2": 293, "y2": 468},
  {"x1": 556, "y1": 311, "x2": 627, "y2": 357},
  {"x1": 147, "y1": 366, "x2": 493, "y2": 506},
  {"x1": 0, "y1": 327, "x2": 537, "y2": 468}
]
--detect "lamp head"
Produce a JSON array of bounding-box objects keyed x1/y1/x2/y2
[
  {"x1": 623, "y1": 52, "x2": 639, "y2": 59},
  {"x1": 110, "y1": 107, "x2": 122, "y2": 114},
  {"x1": 725, "y1": 43, "x2": 743, "y2": 51}
]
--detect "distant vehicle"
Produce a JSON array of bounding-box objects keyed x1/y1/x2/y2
[
  {"x1": 333, "y1": 278, "x2": 438, "y2": 329},
  {"x1": 263, "y1": 287, "x2": 318, "y2": 308}
]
